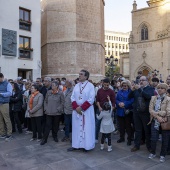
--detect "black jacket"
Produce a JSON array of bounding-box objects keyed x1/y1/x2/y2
[
  {"x1": 40, "y1": 86, "x2": 51, "y2": 99},
  {"x1": 128, "y1": 86, "x2": 154, "y2": 113},
  {"x1": 10, "y1": 90, "x2": 23, "y2": 112}
]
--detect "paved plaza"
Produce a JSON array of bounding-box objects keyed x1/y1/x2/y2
[{"x1": 0, "y1": 129, "x2": 170, "y2": 170}]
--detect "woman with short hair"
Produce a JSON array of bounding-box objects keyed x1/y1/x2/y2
[
  {"x1": 28, "y1": 85, "x2": 44, "y2": 142},
  {"x1": 116, "y1": 80, "x2": 134, "y2": 145},
  {"x1": 40, "y1": 81, "x2": 64, "y2": 145},
  {"x1": 149, "y1": 83, "x2": 170, "y2": 162}
]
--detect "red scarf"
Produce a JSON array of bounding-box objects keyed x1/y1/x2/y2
[{"x1": 29, "y1": 91, "x2": 39, "y2": 110}]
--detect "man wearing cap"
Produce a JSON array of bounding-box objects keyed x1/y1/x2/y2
[{"x1": 0, "y1": 73, "x2": 12, "y2": 141}]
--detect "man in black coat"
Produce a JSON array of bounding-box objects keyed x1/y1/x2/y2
[
  {"x1": 40, "y1": 77, "x2": 51, "y2": 98},
  {"x1": 39, "y1": 77, "x2": 51, "y2": 133},
  {"x1": 129, "y1": 76, "x2": 154, "y2": 152}
]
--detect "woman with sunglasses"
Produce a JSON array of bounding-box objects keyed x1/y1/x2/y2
[{"x1": 116, "y1": 80, "x2": 134, "y2": 145}]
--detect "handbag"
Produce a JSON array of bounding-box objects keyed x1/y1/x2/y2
[{"x1": 161, "y1": 116, "x2": 170, "y2": 130}]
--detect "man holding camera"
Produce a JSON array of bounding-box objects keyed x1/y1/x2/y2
[{"x1": 129, "y1": 76, "x2": 154, "y2": 152}]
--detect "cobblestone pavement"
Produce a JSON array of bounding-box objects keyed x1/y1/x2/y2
[{"x1": 0, "y1": 129, "x2": 169, "y2": 170}]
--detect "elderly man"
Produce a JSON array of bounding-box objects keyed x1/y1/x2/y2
[
  {"x1": 40, "y1": 77, "x2": 52, "y2": 133},
  {"x1": 40, "y1": 77, "x2": 51, "y2": 98},
  {"x1": 68, "y1": 70, "x2": 95, "y2": 152},
  {"x1": 62, "y1": 80, "x2": 74, "y2": 142},
  {"x1": 0, "y1": 73, "x2": 12, "y2": 141},
  {"x1": 129, "y1": 76, "x2": 154, "y2": 152}
]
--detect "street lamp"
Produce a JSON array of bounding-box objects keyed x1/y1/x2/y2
[
  {"x1": 152, "y1": 69, "x2": 159, "y2": 77},
  {"x1": 152, "y1": 69, "x2": 159, "y2": 76},
  {"x1": 105, "y1": 55, "x2": 118, "y2": 78},
  {"x1": 151, "y1": 69, "x2": 163, "y2": 82}
]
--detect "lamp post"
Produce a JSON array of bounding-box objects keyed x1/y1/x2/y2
[
  {"x1": 152, "y1": 69, "x2": 159, "y2": 77},
  {"x1": 151, "y1": 69, "x2": 163, "y2": 82},
  {"x1": 105, "y1": 55, "x2": 118, "y2": 79}
]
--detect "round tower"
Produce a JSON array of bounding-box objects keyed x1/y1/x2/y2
[{"x1": 41, "y1": 0, "x2": 105, "y2": 81}]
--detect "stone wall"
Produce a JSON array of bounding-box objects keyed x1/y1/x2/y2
[
  {"x1": 41, "y1": 0, "x2": 105, "y2": 82},
  {"x1": 129, "y1": 0, "x2": 170, "y2": 81}
]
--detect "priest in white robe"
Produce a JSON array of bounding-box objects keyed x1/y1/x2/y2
[{"x1": 67, "y1": 70, "x2": 95, "y2": 151}]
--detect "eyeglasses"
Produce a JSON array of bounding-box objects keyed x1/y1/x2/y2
[
  {"x1": 140, "y1": 80, "x2": 146, "y2": 82},
  {"x1": 157, "y1": 87, "x2": 165, "y2": 90},
  {"x1": 79, "y1": 73, "x2": 84, "y2": 75}
]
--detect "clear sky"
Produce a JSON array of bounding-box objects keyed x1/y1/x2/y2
[{"x1": 104, "y1": 0, "x2": 148, "y2": 32}]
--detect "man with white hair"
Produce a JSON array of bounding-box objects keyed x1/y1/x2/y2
[
  {"x1": 40, "y1": 77, "x2": 52, "y2": 133},
  {"x1": 129, "y1": 76, "x2": 154, "y2": 152},
  {"x1": 62, "y1": 80, "x2": 74, "y2": 142},
  {"x1": 40, "y1": 77, "x2": 51, "y2": 98}
]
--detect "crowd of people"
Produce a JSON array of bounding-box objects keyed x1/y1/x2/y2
[{"x1": 0, "y1": 70, "x2": 170, "y2": 163}]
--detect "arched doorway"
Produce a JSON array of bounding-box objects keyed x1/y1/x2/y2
[
  {"x1": 137, "y1": 66, "x2": 151, "y2": 77},
  {"x1": 142, "y1": 69, "x2": 149, "y2": 76}
]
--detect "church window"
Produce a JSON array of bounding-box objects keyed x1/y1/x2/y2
[{"x1": 141, "y1": 24, "x2": 148, "y2": 40}]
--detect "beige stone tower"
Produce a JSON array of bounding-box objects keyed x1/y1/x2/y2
[{"x1": 41, "y1": 0, "x2": 105, "y2": 81}]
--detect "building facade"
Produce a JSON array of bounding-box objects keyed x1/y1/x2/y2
[
  {"x1": 129, "y1": 0, "x2": 170, "y2": 81},
  {"x1": 41, "y1": 0, "x2": 105, "y2": 82},
  {"x1": 0, "y1": 0, "x2": 41, "y2": 80},
  {"x1": 105, "y1": 30, "x2": 129, "y2": 65},
  {"x1": 120, "y1": 52, "x2": 130, "y2": 78}
]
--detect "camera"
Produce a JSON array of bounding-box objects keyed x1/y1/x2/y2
[{"x1": 124, "y1": 109, "x2": 130, "y2": 115}]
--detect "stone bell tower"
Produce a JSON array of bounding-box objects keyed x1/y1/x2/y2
[{"x1": 41, "y1": 0, "x2": 105, "y2": 81}]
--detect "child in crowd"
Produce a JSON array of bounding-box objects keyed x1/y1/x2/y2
[{"x1": 96, "y1": 96, "x2": 115, "y2": 152}]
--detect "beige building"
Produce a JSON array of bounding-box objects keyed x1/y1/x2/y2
[
  {"x1": 41, "y1": 0, "x2": 105, "y2": 81},
  {"x1": 120, "y1": 52, "x2": 130, "y2": 78},
  {"x1": 129, "y1": 0, "x2": 170, "y2": 81},
  {"x1": 105, "y1": 31, "x2": 129, "y2": 65}
]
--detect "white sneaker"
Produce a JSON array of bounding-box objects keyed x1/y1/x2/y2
[
  {"x1": 25, "y1": 131, "x2": 32, "y2": 134},
  {"x1": 108, "y1": 145, "x2": 112, "y2": 152},
  {"x1": 148, "y1": 153, "x2": 156, "y2": 159},
  {"x1": 5, "y1": 135, "x2": 12, "y2": 142},
  {"x1": 160, "y1": 156, "x2": 165, "y2": 163},
  {"x1": 95, "y1": 140, "x2": 98, "y2": 144},
  {"x1": 113, "y1": 130, "x2": 119, "y2": 135},
  {"x1": 100, "y1": 144, "x2": 104, "y2": 150},
  {"x1": 30, "y1": 138, "x2": 36, "y2": 141}
]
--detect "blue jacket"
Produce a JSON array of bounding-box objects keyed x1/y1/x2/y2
[{"x1": 116, "y1": 89, "x2": 134, "y2": 117}]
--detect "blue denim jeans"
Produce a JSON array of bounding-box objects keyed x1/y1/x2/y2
[{"x1": 64, "y1": 114, "x2": 72, "y2": 138}]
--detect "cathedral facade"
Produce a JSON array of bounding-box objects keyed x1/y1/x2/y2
[
  {"x1": 41, "y1": 0, "x2": 105, "y2": 81},
  {"x1": 129, "y1": 0, "x2": 170, "y2": 81}
]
